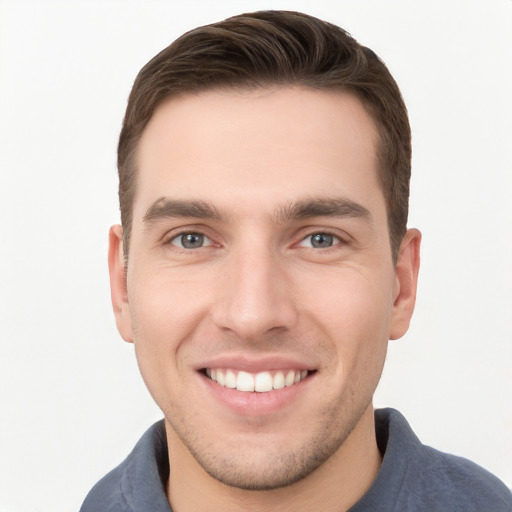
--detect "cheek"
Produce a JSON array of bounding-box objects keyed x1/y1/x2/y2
[
  {"x1": 304, "y1": 268, "x2": 394, "y2": 333},
  {"x1": 300, "y1": 270, "x2": 393, "y2": 373},
  {"x1": 126, "y1": 272, "x2": 214, "y2": 415},
  {"x1": 127, "y1": 271, "x2": 211, "y2": 366}
]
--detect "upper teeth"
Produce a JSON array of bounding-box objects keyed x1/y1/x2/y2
[{"x1": 206, "y1": 369, "x2": 308, "y2": 393}]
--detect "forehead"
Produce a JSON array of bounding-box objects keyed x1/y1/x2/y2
[{"x1": 133, "y1": 87, "x2": 383, "y2": 221}]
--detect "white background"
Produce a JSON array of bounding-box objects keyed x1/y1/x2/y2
[{"x1": 0, "y1": 1, "x2": 511, "y2": 510}]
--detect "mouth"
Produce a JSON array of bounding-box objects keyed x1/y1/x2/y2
[{"x1": 202, "y1": 368, "x2": 313, "y2": 393}]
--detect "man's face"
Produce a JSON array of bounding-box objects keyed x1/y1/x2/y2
[{"x1": 110, "y1": 87, "x2": 418, "y2": 490}]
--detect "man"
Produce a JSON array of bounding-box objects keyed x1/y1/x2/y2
[{"x1": 80, "y1": 10, "x2": 511, "y2": 512}]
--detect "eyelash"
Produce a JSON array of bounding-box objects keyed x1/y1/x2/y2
[
  {"x1": 165, "y1": 231, "x2": 215, "y2": 249},
  {"x1": 297, "y1": 231, "x2": 345, "y2": 250},
  {"x1": 163, "y1": 228, "x2": 347, "y2": 252}
]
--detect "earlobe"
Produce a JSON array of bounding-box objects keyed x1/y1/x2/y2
[
  {"x1": 108, "y1": 225, "x2": 133, "y2": 343},
  {"x1": 389, "y1": 228, "x2": 421, "y2": 340}
]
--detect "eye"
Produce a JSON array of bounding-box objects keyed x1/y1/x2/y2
[
  {"x1": 169, "y1": 232, "x2": 213, "y2": 249},
  {"x1": 298, "y1": 232, "x2": 340, "y2": 249}
]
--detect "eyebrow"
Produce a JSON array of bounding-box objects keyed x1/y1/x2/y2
[
  {"x1": 143, "y1": 197, "x2": 225, "y2": 225},
  {"x1": 142, "y1": 196, "x2": 371, "y2": 226},
  {"x1": 274, "y1": 198, "x2": 372, "y2": 224}
]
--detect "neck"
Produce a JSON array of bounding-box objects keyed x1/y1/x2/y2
[{"x1": 165, "y1": 405, "x2": 381, "y2": 512}]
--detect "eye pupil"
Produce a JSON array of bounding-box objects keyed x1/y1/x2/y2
[
  {"x1": 181, "y1": 233, "x2": 204, "y2": 248},
  {"x1": 311, "y1": 233, "x2": 333, "y2": 248}
]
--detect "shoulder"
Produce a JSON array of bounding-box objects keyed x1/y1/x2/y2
[
  {"x1": 79, "y1": 420, "x2": 170, "y2": 512},
  {"x1": 79, "y1": 463, "x2": 129, "y2": 512},
  {"x1": 416, "y1": 443, "x2": 511, "y2": 510},
  {"x1": 356, "y1": 409, "x2": 512, "y2": 512}
]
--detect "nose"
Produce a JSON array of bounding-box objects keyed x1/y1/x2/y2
[{"x1": 211, "y1": 244, "x2": 298, "y2": 342}]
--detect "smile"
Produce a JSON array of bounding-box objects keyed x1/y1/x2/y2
[{"x1": 204, "y1": 368, "x2": 310, "y2": 393}]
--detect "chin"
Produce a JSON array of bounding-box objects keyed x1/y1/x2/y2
[
  {"x1": 196, "y1": 445, "x2": 330, "y2": 491},
  {"x1": 175, "y1": 409, "x2": 362, "y2": 491}
]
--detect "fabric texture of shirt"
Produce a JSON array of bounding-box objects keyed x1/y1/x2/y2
[{"x1": 80, "y1": 408, "x2": 512, "y2": 511}]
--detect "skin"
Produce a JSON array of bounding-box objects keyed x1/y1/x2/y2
[{"x1": 109, "y1": 87, "x2": 421, "y2": 512}]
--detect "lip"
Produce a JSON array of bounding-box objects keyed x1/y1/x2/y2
[
  {"x1": 196, "y1": 354, "x2": 316, "y2": 416},
  {"x1": 195, "y1": 354, "x2": 313, "y2": 373}
]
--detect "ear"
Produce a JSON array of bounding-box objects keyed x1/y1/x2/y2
[
  {"x1": 108, "y1": 225, "x2": 133, "y2": 343},
  {"x1": 389, "y1": 228, "x2": 421, "y2": 340}
]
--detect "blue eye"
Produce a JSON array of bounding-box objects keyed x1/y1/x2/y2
[
  {"x1": 299, "y1": 233, "x2": 338, "y2": 249},
  {"x1": 170, "y1": 233, "x2": 212, "y2": 249}
]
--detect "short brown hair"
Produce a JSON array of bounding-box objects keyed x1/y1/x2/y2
[{"x1": 118, "y1": 10, "x2": 411, "y2": 262}]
